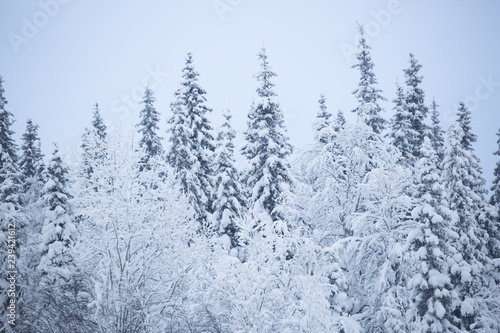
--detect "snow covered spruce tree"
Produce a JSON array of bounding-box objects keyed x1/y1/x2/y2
[
  {"x1": 241, "y1": 47, "x2": 294, "y2": 243},
  {"x1": 211, "y1": 110, "x2": 245, "y2": 250},
  {"x1": 391, "y1": 54, "x2": 428, "y2": 166},
  {"x1": 0, "y1": 75, "x2": 23, "y2": 331},
  {"x1": 137, "y1": 87, "x2": 163, "y2": 171},
  {"x1": 490, "y1": 127, "x2": 500, "y2": 259},
  {"x1": 390, "y1": 82, "x2": 416, "y2": 165},
  {"x1": 38, "y1": 143, "x2": 76, "y2": 282},
  {"x1": 167, "y1": 52, "x2": 215, "y2": 231},
  {"x1": 442, "y1": 116, "x2": 499, "y2": 331},
  {"x1": 429, "y1": 99, "x2": 445, "y2": 165},
  {"x1": 406, "y1": 137, "x2": 460, "y2": 332},
  {"x1": 80, "y1": 102, "x2": 107, "y2": 179},
  {"x1": 20, "y1": 119, "x2": 44, "y2": 189},
  {"x1": 351, "y1": 25, "x2": 386, "y2": 134},
  {"x1": 313, "y1": 94, "x2": 334, "y2": 145}
]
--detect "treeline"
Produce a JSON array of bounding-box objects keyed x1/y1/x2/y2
[{"x1": 0, "y1": 26, "x2": 500, "y2": 332}]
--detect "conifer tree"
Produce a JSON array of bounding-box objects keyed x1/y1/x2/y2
[
  {"x1": 429, "y1": 99, "x2": 445, "y2": 164},
  {"x1": 442, "y1": 120, "x2": 491, "y2": 330},
  {"x1": 91, "y1": 102, "x2": 107, "y2": 141},
  {"x1": 403, "y1": 53, "x2": 428, "y2": 160},
  {"x1": 137, "y1": 87, "x2": 163, "y2": 170},
  {"x1": 20, "y1": 119, "x2": 44, "y2": 187},
  {"x1": 241, "y1": 47, "x2": 293, "y2": 237},
  {"x1": 167, "y1": 52, "x2": 215, "y2": 230},
  {"x1": 312, "y1": 94, "x2": 334, "y2": 145},
  {"x1": 38, "y1": 143, "x2": 76, "y2": 281},
  {"x1": 490, "y1": 128, "x2": 500, "y2": 259},
  {"x1": 334, "y1": 109, "x2": 346, "y2": 132},
  {"x1": 351, "y1": 25, "x2": 386, "y2": 134},
  {"x1": 407, "y1": 137, "x2": 460, "y2": 332},
  {"x1": 80, "y1": 102, "x2": 107, "y2": 179},
  {"x1": 390, "y1": 83, "x2": 416, "y2": 165},
  {"x1": 211, "y1": 110, "x2": 245, "y2": 248}
]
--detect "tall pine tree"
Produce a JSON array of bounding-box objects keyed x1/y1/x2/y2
[
  {"x1": 0, "y1": 75, "x2": 23, "y2": 331},
  {"x1": 312, "y1": 94, "x2": 334, "y2": 145},
  {"x1": 137, "y1": 87, "x2": 163, "y2": 170},
  {"x1": 167, "y1": 52, "x2": 215, "y2": 230},
  {"x1": 351, "y1": 25, "x2": 386, "y2": 134},
  {"x1": 429, "y1": 98, "x2": 445, "y2": 164},
  {"x1": 241, "y1": 47, "x2": 293, "y2": 238},
  {"x1": 38, "y1": 143, "x2": 76, "y2": 281},
  {"x1": 407, "y1": 137, "x2": 460, "y2": 332},
  {"x1": 20, "y1": 119, "x2": 44, "y2": 187},
  {"x1": 211, "y1": 110, "x2": 245, "y2": 249},
  {"x1": 390, "y1": 82, "x2": 416, "y2": 165},
  {"x1": 442, "y1": 120, "x2": 491, "y2": 331},
  {"x1": 80, "y1": 102, "x2": 107, "y2": 179}
]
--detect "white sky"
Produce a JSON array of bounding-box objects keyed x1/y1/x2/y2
[{"x1": 1, "y1": 0, "x2": 499, "y2": 187}]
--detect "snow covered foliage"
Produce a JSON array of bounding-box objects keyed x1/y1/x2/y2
[
  {"x1": 167, "y1": 52, "x2": 215, "y2": 231},
  {"x1": 38, "y1": 143, "x2": 76, "y2": 281},
  {"x1": 442, "y1": 118, "x2": 497, "y2": 331},
  {"x1": 406, "y1": 137, "x2": 460, "y2": 332},
  {"x1": 1, "y1": 42, "x2": 500, "y2": 332},
  {"x1": 211, "y1": 110, "x2": 245, "y2": 249},
  {"x1": 241, "y1": 47, "x2": 294, "y2": 240},
  {"x1": 0, "y1": 75, "x2": 25, "y2": 332},
  {"x1": 429, "y1": 99, "x2": 445, "y2": 165},
  {"x1": 351, "y1": 25, "x2": 386, "y2": 134},
  {"x1": 137, "y1": 87, "x2": 163, "y2": 170},
  {"x1": 80, "y1": 102, "x2": 107, "y2": 179}
]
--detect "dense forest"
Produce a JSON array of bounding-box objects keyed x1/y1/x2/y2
[{"x1": 1, "y1": 27, "x2": 500, "y2": 332}]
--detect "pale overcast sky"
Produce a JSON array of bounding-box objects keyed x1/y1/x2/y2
[{"x1": 1, "y1": 1, "x2": 499, "y2": 187}]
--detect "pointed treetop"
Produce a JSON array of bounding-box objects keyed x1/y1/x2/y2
[
  {"x1": 91, "y1": 101, "x2": 107, "y2": 141},
  {"x1": 256, "y1": 47, "x2": 277, "y2": 98},
  {"x1": 457, "y1": 101, "x2": 477, "y2": 151}
]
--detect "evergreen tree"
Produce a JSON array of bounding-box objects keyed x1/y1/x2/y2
[
  {"x1": 490, "y1": 129, "x2": 500, "y2": 258},
  {"x1": 20, "y1": 119, "x2": 44, "y2": 185},
  {"x1": 91, "y1": 102, "x2": 106, "y2": 141},
  {"x1": 137, "y1": 87, "x2": 163, "y2": 170},
  {"x1": 403, "y1": 53, "x2": 428, "y2": 160},
  {"x1": 390, "y1": 82, "x2": 416, "y2": 165},
  {"x1": 167, "y1": 52, "x2": 215, "y2": 230},
  {"x1": 80, "y1": 102, "x2": 107, "y2": 179},
  {"x1": 351, "y1": 25, "x2": 386, "y2": 134},
  {"x1": 334, "y1": 109, "x2": 346, "y2": 132},
  {"x1": 38, "y1": 143, "x2": 76, "y2": 281},
  {"x1": 312, "y1": 94, "x2": 334, "y2": 145},
  {"x1": 407, "y1": 137, "x2": 460, "y2": 332},
  {"x1": 211, "y1": 110, "x2": 245, "y2": 249},
  {"x1": 429, "y1": 99, "x2": 445, "y2": 164},
  {"x1": 241, "y1": 47, "x2": 293, "y2": 238},
  {"x1": 0, "y1": 75, "x2": 23, "y2": 332},
  {"x1": 442, "y1": 121, "x2": 491, "y2": 330}
]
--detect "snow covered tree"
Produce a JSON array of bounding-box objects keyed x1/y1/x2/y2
[
  {"x1": 211, "y1": 110, "x2": 245, "y2": 250},
  {"x1": 490, "y1": 128, "x2": 500, "y2": 260},
  {"x1": 390, "y1": 82, "x2": 416, "y2": 165},
  {"x1": 442, "y1": 121, "x2": 492, "y2": 331},
  {"x1": 429, "y1": 98, "x2": 445, "y2": 164},
  {"x1": 407, "y1": 137, "x2": 460, "y2": 332},
  {"x1": 137, "y1": 87, "x2": 163, "y2": 170},
  {"x1": 91, "y1": 102, "x2": 106, "y2": 141},
  {"x1": 19, "y1": 119, "x2": 44, "y2": 185},
  {"x1": 403, "y1": 53, "x2": 428, "y2": 161},
  {"x1": 241, "y1": 47, "x2": 294, "y2": 239},
  {"x1": 312, "y1": 94, "x2": 334, "y2": 145},
  {"x1": 80, "y1": 102, "x2": 107, "y2": 179},
  {"x1": 38, "y1": 143, "x2": 76, "y2": 281},
  {"x1": 334, "y1": 109, "x2": 346, "y2": 132},
  {"x1": 167, "y1": 52, "x2": 215, "y2": 230},
  {"x1": 351, "y1": 25, "x2": 386, "y2": 134},
  {"x1": 0, "y1": 75, "x2": 23, "y2": 332}
]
